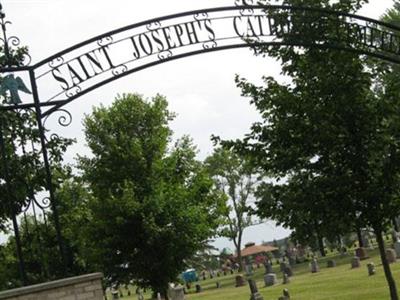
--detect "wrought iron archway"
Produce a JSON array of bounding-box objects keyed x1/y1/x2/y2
[{"x1": 1, "y1": 0, "x2": 400, "y2": 286}]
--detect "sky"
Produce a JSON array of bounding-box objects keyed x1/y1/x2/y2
[{"x1": 0, "y1": 0, "x2": 395, "y2": 251}]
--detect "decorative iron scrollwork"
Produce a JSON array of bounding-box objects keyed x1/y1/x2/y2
[
  {"x1": 35, "y1": 196, "x2": 52, "y2": 210},
  {"x1": 194, "y1": 13, "x2": 209, "y2": 21},
  {"x1": 65, "y1": 86, "x2": 82, "y2": 98},
  {"x1": 112, "y1": 64, "x2": 128, "y2": 76},
  {"x1": 97, "y1": 35, "x2": 113, "y2": 47},
  {"x1": 48, "y1": 57, "x2": 65, "y2": 69},
  {"x1": 235, "y1": 0, "x2": 256, "y2": 7},
  {"x1": 202, "y1": 41, "x2": 217, "y2": 49},
  {"x1": 146, "y1": 21, "x2": 162, "y2": 31},
  {"x1": 158, "y1": 50, "x2": 173, "y2": 60},
  {"x1": 43, "y1": 108, "x2": 73, "y2": 128}
]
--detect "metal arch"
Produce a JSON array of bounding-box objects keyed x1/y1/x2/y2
[
  {"x1": 0, "y1": 2, "x2": 400, "y2": 286},
  {"x1": 30, "y1": 5, "x2": 400, "y2": 69},
  {"x1": 1, "y1": 5, "x2": 400, "y2": 117}
]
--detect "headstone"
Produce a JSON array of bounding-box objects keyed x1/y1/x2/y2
[
  {"x1": 355, "y1": 247, "x2": 369, "y2": 260},
  {"x1": 223, "y1": 270, "x2": 227, "y2": 276},
  {"x1": 327, "y1": 260, "x2": 336, "y2": 268},
  {"x1": 310, "y1": 258, "x2": 319, "y2": 273},
  {"x1": 169, "y1": 286, "x2": 185, "y2": 300},
  {"x1": 283, "y1": 273, "x2": 290, "y2": 284},
  {"x1": 392, "y1": 230, "x2": 399, "y2": 242},
  {"x1": 136, "y1": 288, "x2": 144, "y2": 300},
  {"x1": 195, "y1": 284, "x2": 202, "y2": 293},
  {"x1": 245, "y1": 264, "x2": 254, "y2": 275},
  {"x1": 288, "y1": 256, "x2": 296, "y2": 266},
  {"x1": 202, "y1": 273, "x2": 206, "y2": 281},
  {"x1": 351, "y1": 256, "x2": 361, "y2": 268},
  {"x1": 231, "y1": 269, "x2": 234, "y2": 275},
  {"x1": 264, "y1": 261, "x2": 274, "y2": 274},
  {"x1": 367, "y1": 262, "x2": 376, "y2": 276},
  {"x1": 283, "y1": 265, "x2": 293, "y2": 277},
  {"x1": 216, "y1": 282, "x2": 221, "y2": 289},
  {"x1": 157, "y1": 293, "x2": 162, "y2": 300},
  {"x1": 264, "y1": 273, "x2": 277, "y2": 287},
  {"x1": 280, "y1": 262, "x2": 288, "y2": 272},
  {"x1": 278, "y1": 288, "x2": 290, "y2": 300},
  {"x1": 386, "y1": 248, "x2": 397, "y2": 264},
  {"x1": 394, "y1": 241, "x2": 400, "y2": 257},
  {"x1": 248, "y1": 279, "x2": 264, "y2": 300},
  {"x1": 235, "y1": 275, "x2": 246, "y2": 287},
  {"x1": 111, "y1": 289, "x2": 119, "y2": 300}
]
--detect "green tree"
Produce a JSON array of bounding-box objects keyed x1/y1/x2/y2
[
  {"x1": 205, "y1": 148, "x2": 261, "y2": 271},
  {"x1": 221, "y1": 0, "x2": 400, "y2": 298},
  {"x1": 79, "y1": 94, "x2": 225, "y2": 298}
]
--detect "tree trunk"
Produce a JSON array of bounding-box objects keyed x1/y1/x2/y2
[
  {"x1": 375, "y1": 227, "x2": 399, "y2": 300},
  {"x1": 356, "y1": 226, "x2": 364, "y2": 248},
  {"x1": 237, "y1": 245, "x2": 243, "y2": 272}
]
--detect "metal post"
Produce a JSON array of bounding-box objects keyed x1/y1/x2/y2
[
  {"x1": 28, "y1": 69, "x2": 68, "y2": 275},
  {"x1": 0, "y1": 117, "x2": 27, "y2": 285}
]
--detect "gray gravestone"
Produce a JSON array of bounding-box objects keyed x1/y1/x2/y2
[
  {"x1": 394, "y1": 241, "x2": 400, "y2": 257},
  {"x1": 386, "y1": 249, "x2": 397, "y2": 264},
  {"x1": 283, "y1": 273, "x2": 290, "y2": 284},
  {"x1": 367, "y1": 262, "x2": 376, "y2": 276},
  {"x1": 310, "y1": 258, "x2": 319, "y2": 273},
  {"x1": 327, "y1": 260, "x2": 336, "y2": 268},
  {"x1": 245, "y1": 264, "x2": 254, "y2": 275},
  {"x1": 283, "y1": 265, "x2": 293, "y2": 277},
  {"x1": 111, "y1": 290, "x2": 119, "y2": 300},
  {"x1": 264, "y1": 261, "x2": 274, "y2": 274},
  {"x1": 216, "y1": 282, "x2": 221, "y2": 289},
  {"x1": 169, "y1": 286, "x2": 185, "y2": 300},
  {"x1": 278, "y1": 288, "x2": 290, "y2": 300},
  {"x1": 355, "y1": 247, "x2": 369, "y2": 260},
  {"x1": 235, "y1": 275, "x2": 246, "y2": 287},
  {"x1": 280, "y1": 262, "x2": 288, "y2": 272},
  {"x1": 264, "y1": 273, "x2": 277, "y2": 287},
  {"x1": 248, "y1": 279, "x2": 264, "y2": 300},
  {"x1": 351, "y1": 256, "x2": 361, "y2": 268}
]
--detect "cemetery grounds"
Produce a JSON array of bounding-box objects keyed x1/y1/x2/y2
[{"x1": 107, "y1": 240, "x2": 400, "y2": 300}]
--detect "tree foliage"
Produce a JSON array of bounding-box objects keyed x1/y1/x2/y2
[
  {"x1": 78, "y1": 94, "x2": 225, "y2": 296},
  {"x1": 220, "y1": 0, "x2": 400, "y2": 298},
  {"x1": 205, "y1": 148, "x2": 260, "y2": 270}
]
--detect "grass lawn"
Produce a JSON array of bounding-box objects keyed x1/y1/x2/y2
[{"x1": 108, "y1": 245, "x2": 400, "y2": 299}]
